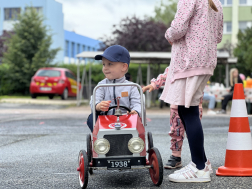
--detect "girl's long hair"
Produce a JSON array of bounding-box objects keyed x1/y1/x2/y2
[
  {"x1": 230, "y1": 68, "x2": 238, "y2": 87},
  {"x1": 209, "y1": 0, "x2": 218, "y2": 12}
]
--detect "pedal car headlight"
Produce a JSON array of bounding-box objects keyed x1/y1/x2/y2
[
  {"x1": 128, "y1": 137, "x2": 144, "y2": 153},
  {"x1": 94, "y1": 138, "x2": 110, "y2": 155}
]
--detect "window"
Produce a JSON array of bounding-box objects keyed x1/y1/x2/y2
[
  {"x1": 239, "y1": 22, "x2": 247, "y2": 32},
  {"x1": 226, "y1": 22, "x2": 232, "y2": 32},
  {"x1": 220, "y1": 0, "x2": 232, "y2": 5},
  {"x1": 77, "y1": 44, "x2": 80, "y2": 53},
  {"x1": 227, "y1": 0, "x2": 232, "y2": 4},
  {"x1": 65, "y1": 41, "x2": 69, "y2": 56},
  {"x1": 239, "y1": 21, "x2": 252, "y2": 32},
  {"x1": 82, "y1": 45, "x2": 85, "y2": 52},
  {"x1": 25, "y1": 7, "x2": 43, "y2": 15},
  {"x1": 224, "y1": 22, "x2": 232, "y2": 34},
  {"x1": 239, "y1": 0, "x2": 247, "y2": 4},
  {"x1": 36, "y1": 70, "x2": 61, "y2": 77},
  {"x1": 87, "y1": 46, "x2": 90, "y2": 51},
  {"x1": 93, "y1": 48, "x2": 95, "y2": 51},
  {"x1": 66, "y1": 71, "x2": 76, "y2": 81},
  {"x1": 71, "y1": 42, "x2": 75, "y2": 58},
  {"x1": 4, "y1": 8, "x2": 21, "y2": 21}
]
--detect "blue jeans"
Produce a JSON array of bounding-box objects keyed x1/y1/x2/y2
[
  {"x1": 203, "y1": 93, "x2": 216, "y2": 110},
  {"x1": 87, "y1": 112, "x2": 99, "y2": 132}
]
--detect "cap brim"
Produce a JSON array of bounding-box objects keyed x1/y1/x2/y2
[
  {"x1": 94, "y1": 55, "x2": 103, "y2": 60},
  {"x1": 94, "y1": 54, "x2": 117, "y2": 62}
]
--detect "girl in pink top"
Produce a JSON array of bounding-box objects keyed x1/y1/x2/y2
[
  {"x1": 143, "y1": 0, "x2": 223, "y2": 183},
  {"x1": 145, "y1": 67, "x2": 204, "y2": 170}
]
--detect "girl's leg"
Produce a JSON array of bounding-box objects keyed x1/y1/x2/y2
[
  {"x1": 169, "y1": 108, "x2": 185, "y2": 157},
  {"x1": 165, "y1": 107, "x2": 184, "y2": 169},
  {"x1": 178, "y1": 105, "x2": 207, "y2": 170}
]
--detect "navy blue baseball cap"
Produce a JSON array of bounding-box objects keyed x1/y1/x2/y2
[{"x1": 95, "y1": 45, "x2": 130, "y2": 65}]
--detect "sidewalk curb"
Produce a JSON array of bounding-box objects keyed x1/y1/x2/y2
[{"x1": 0, "y1": 98, "x2": 88, "y2": 106}]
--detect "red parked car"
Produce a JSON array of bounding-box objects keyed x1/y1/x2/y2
[{"x1": 30, "y1": 67, "x2": 81, "y2": 100}]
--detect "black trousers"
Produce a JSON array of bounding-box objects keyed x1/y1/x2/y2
[
  {"x1": 221, "y1": 93, "x2": 233, "y2": 111},
  {"x1": 178, "y1": 106, "x2": 207, "y2": 170}
]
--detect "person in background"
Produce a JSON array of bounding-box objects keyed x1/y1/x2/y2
[
  {"x1": 203, "y1": 84, "x2": 216, "y2": 115},
  {"x1": 217, "y1": 68, "x2": 243, "y2": 114}
]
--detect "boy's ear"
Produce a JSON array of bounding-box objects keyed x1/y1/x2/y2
[{"x1": 122, "y1": 63, "x2": 128, "y2": 72}]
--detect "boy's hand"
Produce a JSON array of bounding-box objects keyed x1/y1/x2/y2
[
  {"x1": 96, "y1": 100, "x2": 111, "y2": 111},
  {"x1": 142, "y1": 85, "x2": 154, "y2": 93},
  {"x1": 127, "y1": 110, "x2": 138, "y2": 114}
]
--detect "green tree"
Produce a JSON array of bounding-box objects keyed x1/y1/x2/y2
[
  {"x1": 233, "y1": 27, "x2": 252, "y2": 75},
  {"x1": 151, "y1": 0, "x2": 177, "y2": 26},
  {"x1": 3, "y1": 7, "x2": 60, "y2": 94}
]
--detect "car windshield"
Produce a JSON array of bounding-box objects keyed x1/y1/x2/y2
[{"x1": 36, "y1": 70, "x2": 61, "y2": 77}]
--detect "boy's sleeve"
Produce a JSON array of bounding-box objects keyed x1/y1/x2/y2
[
  {"x1": 129, "y1": 86, "x2": 141, "y2": 114},
  {"x1": 150, "y1": 67, "x2": 169, "y2": 90},
  {"x1": 165, "y1": 0, "x2": 196, "y2": 43},
  {"x1": 90, "y1": 85, "x2": 104, "y2": 112},
  {"x1": 217, "y1": 11, "x2": 224, "y2": 44}
]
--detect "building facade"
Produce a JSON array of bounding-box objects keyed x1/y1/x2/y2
[
  {"x1": 0, "y1": 0, "x2": 100, "y2": 64},
  {"x1": 64, "y1": 30, "x2": 100, "y2": 64},
  {"x1": 218, "y1": 0, "x2": 252, "y2": 49}
]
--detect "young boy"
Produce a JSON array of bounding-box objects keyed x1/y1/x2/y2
[{"x1": 87, "y1": 45, "x2": 141, "y2": 132}]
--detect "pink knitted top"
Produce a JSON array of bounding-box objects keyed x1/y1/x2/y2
[
  {"x1": 150, "y1": 66, "x2": 203, "y2": 110},
  {"x1": 165, "y1": 0, "x2": 223, "y2": 83}
]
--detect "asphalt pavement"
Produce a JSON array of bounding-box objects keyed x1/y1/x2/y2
[{"x1": 0, "y1": 103, "x2": 252, "y2": 189}]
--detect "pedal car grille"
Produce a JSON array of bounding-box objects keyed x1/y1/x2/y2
[{"x1": 104, "y1": 134, "x2": 133, "y2": 156}]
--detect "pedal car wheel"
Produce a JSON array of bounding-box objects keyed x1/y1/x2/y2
[
  {"x1": 147, "y1": 132, "x2": 153, "y2": 152},
  {"x1": 77, "y1": 150, "x2": 88, "y2": 189},
  {"x1": 148, "y1": 147, "x2": 163, "y2": 186},
  {"x1": 86, "y1": 134, "x2": 93, "y2": 175}
]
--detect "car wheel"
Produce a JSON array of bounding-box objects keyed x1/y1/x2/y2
[
  {"x1": 31, "y1": 94, "x2": 37, "y2": 99},
  {"x1": 61, "y1": 88, "x2": 68, "y2": 100},
  {"x1": 48, "y1": 95, "x2": 54, "y2": 99},
  {"x1": 77, "y1": 150, "x2": 89, "y2": 189},
  {"x1": 149, "y1": 147, "x2": 163, "y2": 186}
]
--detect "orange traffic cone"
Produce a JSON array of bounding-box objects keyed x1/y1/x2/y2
[{"x1": 216, "y1": 83, "x2": 252, "y2": 176}]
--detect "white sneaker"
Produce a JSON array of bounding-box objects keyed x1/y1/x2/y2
[
  {"x1": 169, "y1": 162, "x2": 211, "y2": 183},
  {"x1": 174, "y1": 160, "x2": 213, "y2": 174},
  {"x1": 207, "y1": 110, "x2": 216, "y2": 115}
]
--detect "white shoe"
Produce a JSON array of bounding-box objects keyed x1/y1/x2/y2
[
  {"x1": 207, "y1": 110, "x2": 216, "y2": 115},
  {"x1": 174, "y1": 160, "x2": 213, "y2": 174},
  {"x1": 169, "y1": 162, "x2": 211, "y2": 183}
]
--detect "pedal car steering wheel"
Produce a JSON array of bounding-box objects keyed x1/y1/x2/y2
[{"x1": 105, "y1": 106, "x2": 131, "y2": 115}]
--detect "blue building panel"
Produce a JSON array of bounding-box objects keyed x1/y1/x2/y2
[{"x1": 64, "y1": 30, "x2": 101, "y2": 64}]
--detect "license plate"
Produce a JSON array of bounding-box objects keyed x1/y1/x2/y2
[
  {"x1": 107, "y1": 160, "x2": 131, "y2": 169},
  {"x1": 40, "y1": 87, "x2": 52, "y2": 91}
]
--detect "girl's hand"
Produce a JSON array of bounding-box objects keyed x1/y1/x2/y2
[
  {"x1": 142, "y1": 85, "x2": 154, "y2": 93},
  {"x1": 168, "y1": 40, "x2": 173, "y2": 45},
  {"x1": 96, "y1": 100, "x2": 111, "y2": 111},
  {"x1": 127, "y1": 110, "x2": 138, "y2": 114}
]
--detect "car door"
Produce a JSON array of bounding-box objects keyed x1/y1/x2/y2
[{"x1": 66, "y1": 71, "x2": 77, "y2": 96}]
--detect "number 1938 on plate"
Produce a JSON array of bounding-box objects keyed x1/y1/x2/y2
[{"x1": 107, "y1": 160, "x2": 131, "y2": 169}]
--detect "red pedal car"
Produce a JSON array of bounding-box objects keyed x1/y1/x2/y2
[
  {"x1": 30, "y1": 67, "x2": 80, "y2": 100},
  {"x1": 77, "y1": 83, "x2": 163, "y2": 188}
]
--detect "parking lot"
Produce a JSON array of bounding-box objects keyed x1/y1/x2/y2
[{"x1": 0, "y1": 104, "x2": 252, "y2": 188}]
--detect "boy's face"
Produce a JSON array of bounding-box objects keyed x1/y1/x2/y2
[{"x1": 102, "y1": 58, "x2": 128, "y2": 80}]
